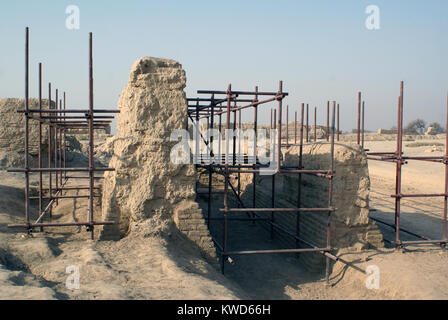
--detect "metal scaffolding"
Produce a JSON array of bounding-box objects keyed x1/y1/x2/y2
[
  {"x1": 7, "y1": 27, "x2": 119, "y2": 240},
  {"x1": 365, "y1": 81, "x2": 448, "y2": 249},
  {"x1": 187, "y1": 82, "x2": 343, "y2": 280}
]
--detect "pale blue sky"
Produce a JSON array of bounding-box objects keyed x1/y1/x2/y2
[{"x1": 0, "y1": 0, "x2": 447, "y2": 132}]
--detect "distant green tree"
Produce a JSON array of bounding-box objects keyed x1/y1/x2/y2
[
  {"x1": 427, "y1": 122, "x2": 445, "y2": 134},
  {"x1": 404, "y1": 119, "x2": 426, "y2": 135}
]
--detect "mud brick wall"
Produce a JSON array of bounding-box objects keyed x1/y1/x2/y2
[
  {"x1": 237, "y1": 142, "x2": 383, "y2": 272},
  {"x1": 0, "y1": 98, "x2": 51, "y2": 168},
  {"x1": 173, "y1": 201, "x2": 218, "y2": 264},
  {"x1": 100, "y1": 57, "x2": 217, "y2": 265}
]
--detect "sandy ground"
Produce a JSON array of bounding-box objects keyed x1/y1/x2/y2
[
  {"x1": 366, "y1": 138, "x2": 447, "y2": 242},
  {"x1": 0, "y1": 136, "x2": 448, "y2": 300},
  {"x1": 364, "y1": 137, "x2": 448, "y2": 299},
  {"x1": 0, "y1": 172, "x2": 246, "y2": 300}
]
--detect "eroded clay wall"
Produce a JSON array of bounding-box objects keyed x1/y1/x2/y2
[
  {"x1": 0, "y1": 98, "x2": 50, "y2": 168},
  {"x1": 100, "y1": 57, "x2": 217, "y2": 264},
  {"x1": 234, "y1": 142, "x2": 383, "y2": 272}
]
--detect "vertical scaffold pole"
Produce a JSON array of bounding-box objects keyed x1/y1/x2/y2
[
  {"x1": 443, "y1": 92, "x2": 448, "y2": 248},
  {"x1": 337, "y1": 104, "x2": 340, "y2": 142},
  {"x1": 271, "y1": 108, "x2": 277, "y2": 240},
  {"x1": 63, "y1": 92, "x2": 67, "y2": 181},
  {"x1": 48, "y1": 82, "x2": 52, "y2": 219},
  {"x1": 357, "y1": 92, "x2": 361, "y2": 145},
  {"x1": 24, "y1": 27, "x2": 31, "y2": 232},
  {"x1": 222, "y1": 84, "x2": 232, "y2": 273},
  {"x1": 294, "y1": 111, "x2": 297, "y2": 145},
  {"x1": 296, "y1": 103, "x2": 304, "y2": 249},
  {"x1": 272, "y1": 81, "x2": 283, "y2": 239},
  {"x1": 394, "y1": 82, "x2": 404, "y2": 248},
  {"x1": 55, "y1": 89, "x2": 59, "y2": 205},
  {"x1": 325, "y1": 101, "x2": 336, "y2": 284},
  {"x1": 306, "y1": 104, "x2": 309, "y2": 143},
  {"x1": 286, "y1": 105, "x2": 289, "y2": 147},
  {"x1": 362, "y1": 101, "x2": 365, "y2": 149},
  {"x1": 207, "y1": 94, "x2": 215, "y2": 228},
  {"x1": 253, "y1": 87, "x2": 259, "y2": 216},
  {"x1": 38, "y1": 62, "x2": 43, "y2": 231},
  {"x1": 88, "y1": 32, "x2": 95, "y2": 240},
  {"x1": 59, "y1": 97, "x2": 63, "y2": 186},
  {"x1": 326, "y1": 101, "x2": 329, "y2": 142}
]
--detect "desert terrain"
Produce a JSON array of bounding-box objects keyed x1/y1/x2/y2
[{"x1": 0, "y1": 134, "x2": 447, "y2": 300}]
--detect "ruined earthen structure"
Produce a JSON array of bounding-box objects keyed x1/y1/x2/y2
[
  {"x1": 281, "y1": 143, "x2": 383, "y2": 270},
  {"x1": 224, "y1": 143, "x2": 383, "y2": 271},
  {"x1": 0, "y1": 98, "x2": 50, "y2": 168},
  {"x1": 100, "y1": 57, "x2": 217, "y2": 262}
]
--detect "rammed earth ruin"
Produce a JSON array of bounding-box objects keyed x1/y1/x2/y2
[
  {"x1": 3, "y1": 35, "x2": 386, "y2": 276},
  {"x1": 7, "y1": 28, "x2": 447, "y2": 287}
]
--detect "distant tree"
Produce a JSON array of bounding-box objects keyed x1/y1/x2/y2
[
  {"x1": 427, "y1": 122, "x2": 445, "y2": 134},
  {"x1": 404, "y1": 119, "x2": 426, "y2": 135}
]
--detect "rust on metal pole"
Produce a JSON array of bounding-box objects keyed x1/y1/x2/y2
[
  {"x1": 272, "y1": 80, "x2": 284, "y2": 238},
  {"x1": 286, "y1": 105, "x2": 289, "y2": 147},
  {"x1": 38, "y1": 62, "x2": 43, "y2": 230},
  {"x1": 326, "y1": 101, "x2": 336, "y2": 283},
  {"x1": 59, "y1": 98, "x2": 63, "y2": 186},
  {"x1": 232, "y1": 101, "x2": 237, "y2": 166},
  {"x1": 63, "y1": 92, "x2": 67, "y2": 181},
  {"x1": 273, "y1": 110, "x2": 277, "y2": 130},
  {"x1": 218, "y1": 113, "x2": 222, "y2": 162},
  {"x1": 294, "y1": 111, "x2": 297, "y2": 145},
  {"x1": 48, "y1": 82, "x2": 52, "y2": 219},
  {"x1": 362, "y1": 101, "x2": 365, "y2": 149},
  {"x1": 222, "y1": 84, "x2": 232, "y2": 273},
  {"x1": 24, "y1": 27, "x2": 31, "y2": 230},
  {"x1": 306, "y1": 104, "x2": 309, "y2": 143},
  {"x1": 357, "y1": 92, "x2": 361, "y2": 145},
  {"x1": 395, "y1": 82, "x2": 404, "y2": 248},
  {"x1": 314, "y1": 107, "x2": 317, "y2": 142},
  {"x1": 296, "y1": 103, "x2": 304, "y2": 248},
  {"x1": 207, "y1": 94, "x2": 215, "y2": 227},
  {"x1": 277, "y1": 81, "x2": 283, "y2": 171},
  {"x1": 237, "y1": 108, "x2": 241, "y2": 203},
  {"x1": 253, "y1": 86, "x2": 258, "y2": 212},
  {"x1": 271, "y1": 101, "x2": 277, "y2": 240},
  {"x1": 88, "y1": 32, "x2": 95, "y2": 240},
  {"x1": 54, "y1": 89, "x2": 59, "y2": 205},
  {"x1": 195, "y1": 99, "x2": 200, "y2": 165},
  {"x1": 337, "y1": 104, "x2": 340, "y2": 142},
  {"x1": 326, "y1": 101, "x2": 329, "y2": 142},
  {"x1": 444, "y1": 92, "x2": 448, "y2": 245}
]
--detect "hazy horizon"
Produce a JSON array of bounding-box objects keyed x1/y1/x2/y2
[{"x1": 1, "y1": 1, "x2": 447, "y2": 134}]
